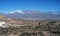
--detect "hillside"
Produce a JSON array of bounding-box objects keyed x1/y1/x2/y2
[
  {"x1": 0, "y1": 15, "x2": 39, "y2": 26},
  {"x1": 0, "y1": 15, "x2": 60, "y2": 36}
]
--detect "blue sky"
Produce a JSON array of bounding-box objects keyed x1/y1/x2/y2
[{"x1": 0, "y1": 0, "x2": 60, "y2": 13}]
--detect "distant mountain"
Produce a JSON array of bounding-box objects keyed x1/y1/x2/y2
[{"x1": 2, "y1": 10, "x2": 60, "y2": 20}]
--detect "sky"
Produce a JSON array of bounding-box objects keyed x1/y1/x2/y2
[{"x1": 0, "y1": 0, "x2": 60, "y2": 13}]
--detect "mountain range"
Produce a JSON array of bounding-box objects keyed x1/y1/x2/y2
[{"x1": 1, "y1": 10, "x2": 60, "y2": 20}]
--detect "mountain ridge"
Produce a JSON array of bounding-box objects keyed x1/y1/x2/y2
[{"x1": 0, "y1": 10, "x2": 60, "y2": 20}]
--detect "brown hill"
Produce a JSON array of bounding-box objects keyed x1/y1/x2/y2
[{"x1": 0, "y1": 15, "x2": 39, "y2": 26}]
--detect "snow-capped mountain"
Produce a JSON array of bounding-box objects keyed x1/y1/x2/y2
[
  {"x1": 9, "y1": 10, "x2": 25, "y2": 14},
  {"x1": 2, "y1": 10, "x2": 60, "y2": 20},
  {"x1": 8, "y1": 10, "x2": 34, "y2": 14}
]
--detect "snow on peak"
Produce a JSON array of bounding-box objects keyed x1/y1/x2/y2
[
  {"x1": 52, "y1": 11, "x2": 58, "y2": 14},
  {"x1": 49, "y1": 11, "x2": 59, "y2": 14},
  {"x1": 8, "y1": 10, "x2": 33, "y2": 14},
  {"x1": 16, "y1": 10, "x2": 25, "y2": 14},
  {"x1": 9, "y1": 10, "x2": 25, "y2": 14}
]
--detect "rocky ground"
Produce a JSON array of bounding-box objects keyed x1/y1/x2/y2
[{"x1": 0, "y1": 15, "x2": 60, "y2": 36}]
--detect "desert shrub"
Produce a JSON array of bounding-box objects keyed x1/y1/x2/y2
[
  {"x1": 19, "y1": 32, "x2": 32, "y2": 36},
  {"x1": 37, "y1": 31, "x2": 45, "y2": 36},
  {"x1": 51, "y1": 24, "x2": 60, "y2": 35}
]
